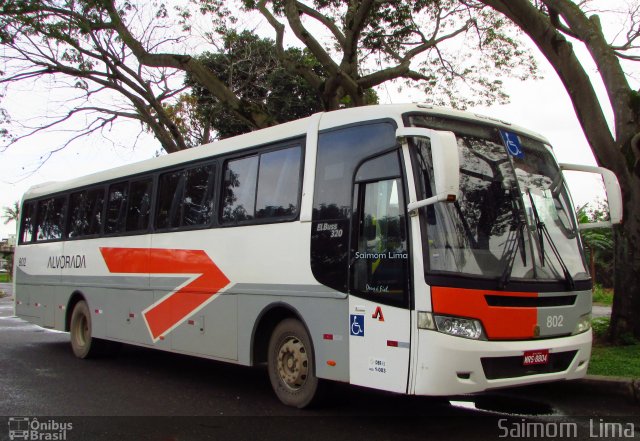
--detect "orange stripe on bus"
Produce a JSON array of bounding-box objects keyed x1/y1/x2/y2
[
  {"x1": 100, "y1": 247, "x2": 230, "y2": 340},
  {"x1": 431, "y1": 286, "x2": 538, "y2": 340}
]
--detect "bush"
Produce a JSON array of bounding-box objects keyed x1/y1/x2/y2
[
  {"x1": 592, "y1": 284, "x2": 613, "y2": 305},
  {"x1": 592, "y1": 317, "x2": 610, "y2": 340}
]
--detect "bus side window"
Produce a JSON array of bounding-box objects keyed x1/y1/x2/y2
[
  {"x1": 126, "y1": 178, "x2": 153, "y2": 232},
  {"x1": 67, "y1": 191, "x2": 87, "y2": 238},
  {"x1": 67, "y1": 188, "x2": 105, "y2": 238},
  {"x1": 156, "y1": 170, "x2": 184, "y2": 230},
  {"x1": 105, "y1": 182, "x2": 128, "y2": 234},
  {"x1": 221, "y1": 145, "x2": 302, "y2": 225},
  {"x1": 182, "y1": 164, "x2": 215, "y2": 226},
  {"x1": 255, "y1": 146, "x2": 301, "y2": 219},
  {"x1": 85, "y1": 188, "x2": 105, "y2": 236},
  {"x1": 311, "y1": 122, "x2": 398, "y2": 293},
  {"x1": 19, "y1": 201, "x2": 36, "y2": 244},
  {"x1": 221, "y1": 155, "x2": 259, "y2": 223},
  {"x1": 35, "y1": 197, "x2": 66, "y2": 241}
]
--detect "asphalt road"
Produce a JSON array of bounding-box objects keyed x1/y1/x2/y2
[
  {"x1": 0, "y1": 295, "x2": 637, "y2": 441},
  {"x1": 0, "y1": 283, "x2": 12, "y2": 297}
]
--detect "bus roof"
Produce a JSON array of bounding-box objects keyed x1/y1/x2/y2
[{"x1": 23, "y1": 103, "x2": 550, "y2": 200}]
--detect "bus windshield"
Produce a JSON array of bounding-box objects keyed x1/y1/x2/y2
[{"x1": 408, "y1": 115, "x2": 589, "y2": 288}]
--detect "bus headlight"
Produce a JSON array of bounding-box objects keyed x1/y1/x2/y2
[
  {"x1": 572, "y1": 313, "x2": 592, "y2": 335},
  {"x1": 434, "y1": 314, "x2": 486, "y2": 340},
  {"x1": 417, "y1": 312, "x2": 486, "y2": 340}
]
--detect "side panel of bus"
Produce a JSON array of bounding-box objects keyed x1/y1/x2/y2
[{"x1": 14, "y1": 243, "x2": 60, "y2": 326}]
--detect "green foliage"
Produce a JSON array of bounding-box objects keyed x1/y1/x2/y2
[
  {"x1": 592, "y1": 285, "x2": 613, "y2": 305},
  {"x1": 183, "y1": 30, "x2": 376, "y2": 140},
  {"x1": 591, "y1": 316, "x2": 610, "y2": 339},
  {"x1": 2, "y1": 201, "x2": 19, "y2": 225},
  {"x1": 185, "y1": 31, "x2": 321, "y2": 139},
  {"x1": 589, "y1": 343, "x2": 640, "y2": 378},
  {"x1": 0, "y1": 272, "x2": 9, "y2": 283},
  {"x1": 620, "y1": 333, "x2": 640, "y2": 346},
  {"x1": 577, "y1": 202, "x2": 614, "y2": 287},
  {"x1": 237, "y1": 0, "x2": 539, "y2": 109},
  {"x1": 591, "y1": 316, "x2": 639, "y2": 346}
]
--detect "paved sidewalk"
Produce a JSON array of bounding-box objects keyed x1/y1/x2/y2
[
  {"x1": 592, "y1": 305, "x2": 611, "y2": 318},
  {"x1": 0, "y1": 282, "x2": 13, "y2": 298},
  {"x1": 577, "y1": 375, "x2": 640, "y2": 405}
]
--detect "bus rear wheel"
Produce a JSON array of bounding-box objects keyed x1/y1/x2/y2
[
  {"x1": 69, "y1": 300, "x2": 119, "y2": 358},
  {"x1": 267, "y1": 318, "x2": 320, "y2": 408}
]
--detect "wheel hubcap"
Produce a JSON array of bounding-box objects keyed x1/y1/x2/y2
[
  {"x1": 75, "y1": 315, "x2": 88, "y2": 347},
  {"x1": 277, "y1": 336, "x2": 309, "y2": 390}
]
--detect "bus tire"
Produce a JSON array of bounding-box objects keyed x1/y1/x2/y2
[
  {"x1": 268, "y1": 318, "x2": 320, "y2": 408},
  {"x1": 69, "y1": 300, "x2": 102, "y2": 359}
]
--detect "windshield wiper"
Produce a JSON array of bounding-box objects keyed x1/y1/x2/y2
[
  {"x1": 526, "y1": 190, "x2": 575, "y2": 290},
  {"x1": 499, "y1": 220, "x2": 525, "y2": 289},
  {"x1": 498, "y1": 192, "x2": 527, "y2": 289}
]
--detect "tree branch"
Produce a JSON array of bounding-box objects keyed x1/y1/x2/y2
[
  {"x1": 295, "y1": 1, "x2": 346, "y2": 47},
  {"x1": 540, "y1": 0, "x2": 635, "y2": 151},
  {"x1": 102, "y1": 0, "x2": 272, "y2": 130},
  {"x1": 255, "y1": 0, "x2": 324, "y2": 91},
  {"x1": 479, "y1": 0, "x2": 629, "y2": 182}
]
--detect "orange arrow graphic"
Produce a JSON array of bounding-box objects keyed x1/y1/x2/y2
[{"x1": 100, "y1": 247, "x2": 230, "y2": 341}]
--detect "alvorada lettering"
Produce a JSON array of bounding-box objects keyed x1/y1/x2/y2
[{"x1": 47, "y1": 255, "x2": 86, "y2": 269}]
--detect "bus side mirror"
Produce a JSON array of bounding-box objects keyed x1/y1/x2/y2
[
  {"x1": 396, "y1": 127, "x2": 460, "y2": 211},
  {"x1": 560, "y1": 163, "x2": 623, "y2": 230}
]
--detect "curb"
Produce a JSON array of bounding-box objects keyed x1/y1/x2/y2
[{"x1": 576, "y1": 375, "x2": 639, "y2": 404}]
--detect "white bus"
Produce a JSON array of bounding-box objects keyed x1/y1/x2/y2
[{"x1": 13, "y1": 104, "x2": 622, "y2": 408}]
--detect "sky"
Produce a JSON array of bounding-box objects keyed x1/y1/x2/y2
[{"x1": 0, "y1": 2, "x2": 637, "y2": 240}]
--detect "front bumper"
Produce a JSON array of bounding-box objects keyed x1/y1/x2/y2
[{"x1": 411, "y1": 328, "x2": 591, "y2": 395}]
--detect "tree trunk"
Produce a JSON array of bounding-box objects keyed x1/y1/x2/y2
[{"x1": 610, "y1": 176, "x2": 640, "y2": 341}]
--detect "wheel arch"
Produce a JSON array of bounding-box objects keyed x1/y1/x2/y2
[
  {"x1": 251, "y1": 302, "x2": 315, "y2": 368},
  {"x1": 65, "y1": 291, "x2": 87, "y2": 332}
]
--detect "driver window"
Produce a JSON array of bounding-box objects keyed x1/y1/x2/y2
[{"x1": 351, "y1": 153, "x2": 409, "y2": 306}]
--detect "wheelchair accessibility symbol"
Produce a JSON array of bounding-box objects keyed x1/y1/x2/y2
[
  {"x1": 500, "y1": 129, "x2": 524, "y2": 159},
  {"x1": 350, "y1": 314, "x2": 365, "y2": 337}
]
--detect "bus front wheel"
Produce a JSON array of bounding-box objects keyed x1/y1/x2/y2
[{"x1": 267, "y1": 318, "x2": 320, "y2": 408}]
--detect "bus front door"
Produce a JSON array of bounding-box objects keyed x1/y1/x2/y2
[{"x1": 348, "y1": 155, "x2": 412, "y2": 393}]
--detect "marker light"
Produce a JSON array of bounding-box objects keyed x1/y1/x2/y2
[{"x1": 417, "y1": 311, "x2": 436, "y2": 330}]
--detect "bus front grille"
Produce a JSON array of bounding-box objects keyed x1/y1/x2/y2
[
  {"x1": 485, "y1": 295, "x2": 577, "y2": 307},
  {"x1": 481, "y1": 350, "x2": 577, "y2": 380}
]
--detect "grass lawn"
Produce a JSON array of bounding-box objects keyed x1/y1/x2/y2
[
  {"x1": 0, "y1": 273, "x2": 10, "y2": 283},
  {"x1": 587, "y1": 316, "x2": 640, "y2": 378},
  {"x1": 592, "y1": 285, "x2": 613, "y2": 306},
  {"x1": 589, "y1": 344, "x2": 640, "y2": 378}
]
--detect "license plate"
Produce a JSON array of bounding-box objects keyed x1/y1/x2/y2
[{"x1": 523, "y1": 349, "x2": 549, "y2": 366}]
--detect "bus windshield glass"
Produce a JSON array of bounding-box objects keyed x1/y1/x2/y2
[{"x1": 407, "y1": 115, "x2": 589, "y2": 286}]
